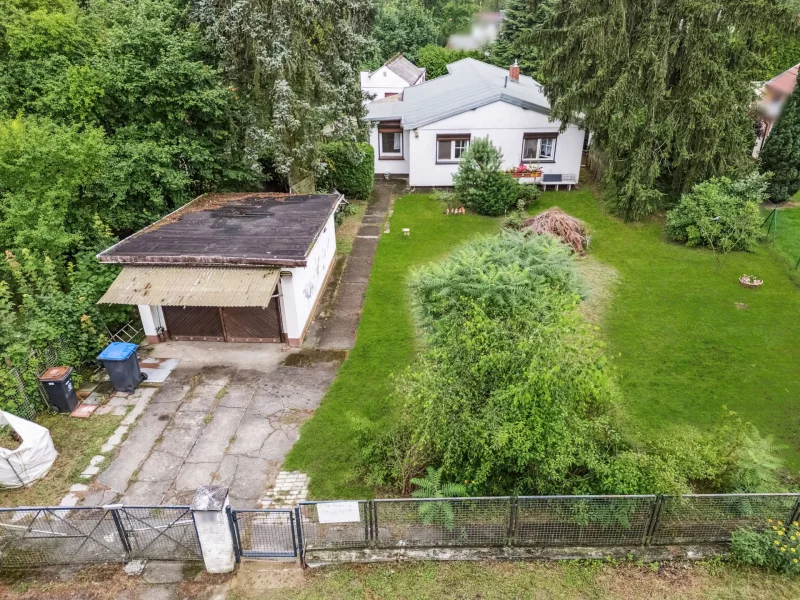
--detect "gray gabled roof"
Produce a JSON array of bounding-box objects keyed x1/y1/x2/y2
[
  {"x1": 385, "y1": 54, "x2": 426, "y2": 86},
  {"x1": 366, "y1": 58, "x2": 551, "y2": 130}
]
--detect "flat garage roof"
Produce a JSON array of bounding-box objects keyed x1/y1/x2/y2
[{"x1": 97, "y1": 192, "x2": 342, "y2": 267}]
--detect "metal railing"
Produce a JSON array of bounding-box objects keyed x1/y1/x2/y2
[
  {"x1": 0, "y1": 505, "x2": 202, "y2": 569},
  {"x1": 296, "y1": 493, "x2": 800, "y2": 556}
]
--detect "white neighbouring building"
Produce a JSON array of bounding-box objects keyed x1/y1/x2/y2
[
  {"x1": 96, "y1": 193, "x2": 341, "y2": 347},
  {"x1": 366, "y1": 59, "x2": 586, "y2": 188},
  {"x1": 360, "y1": 53, "x2": 426, "y2": 101}
]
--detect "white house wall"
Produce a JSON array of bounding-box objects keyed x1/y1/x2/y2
[
  {"x1": 408, "y1": 101, "x2": 585, "y2": 187},
  {"x1": 280, "y1": 212, "x2": 336, "y2": 345},
  {"x1": 371, "y1": 126, "x2": 410, "y2": 176},
  {"x1": 361, "y1": 66, "x2": 413, "y2": 100}
]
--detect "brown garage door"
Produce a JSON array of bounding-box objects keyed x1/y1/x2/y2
[
  {"x1": 222, "y1": 299, "x2": 282, "y2": 343},
  {"x1": 162, "y1": 306, "x2": 225, "y2": 341},
  {"x1": 162, "y1": 299, "x2": 282, "y2": 343}
]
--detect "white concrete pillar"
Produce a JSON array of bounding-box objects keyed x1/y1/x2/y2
[
  {"x1": 279, "y1": 274, "x2": 302, "y2": 346},
  {"x1": 137, "y1": 305, "x2": 165, "y2": 344},
  {"x1": 191, "y1": 485, "x2": 236, "y2": 573}
]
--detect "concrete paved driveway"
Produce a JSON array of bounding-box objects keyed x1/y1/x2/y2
[{"x1": 87, "y1": 343, "x2": 340, "y2": 507}]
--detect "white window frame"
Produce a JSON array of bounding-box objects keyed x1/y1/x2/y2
[
  {"x1": 436, "y1": 135, "x2": 471, "y2": 163},
  {"x1": 521, "y1": 134, "x2": 558, "y2": 163},
  {"x1": 378, "y1": 128, "x2": 403, "y2": 160}
]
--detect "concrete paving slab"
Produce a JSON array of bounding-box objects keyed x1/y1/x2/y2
[
  {"x1": 246, "y1": 391, "x2": 287, "y2": 418},
  {"x1": 173, "y1": 462, "x2": 219, "y2": 492},
  {"x1": 216, "y1": 385, "x2": 255, "y2": 408},
  {"x1": 139, "y1": 357, "x2": 180, "y2": 383},
  {"x1": 258, "y1": 429, "x2": 299, "y2": 462},
  {"x1": 229, "y1": 369, "x2": 263, "y2": 385},
  {"x1": 151, "y1": 383, "x2": 191, "y2": 404},
  {"x1": 227, "y1": 416, "x2": 274, "y2": 456},
  {"x1": 185, "y1": 407, "x2": 244, "y2": 463},
  {"x1": 177, "y1": 383, "x2": 222, "y2": 413},
  {"x1": 228, "y1": 456, "x2": 278, "y2": 505},
  {"x1": 137, "y1": 450, "x2": 183, "y2": 482},
  {"x1": 155, "y1": 424, "x2": 204, "y2": 458},
  {"x1": 123, "y1": 479, "x2": 172, "y2": 504},
  {"x1": 171, "y1": 410, "x2": 207, "y2": 429},
  {"x1": 198, "y1": 365, "x2": 236, "y2": 386}
]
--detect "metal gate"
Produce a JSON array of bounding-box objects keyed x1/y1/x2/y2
[
  {"x1": 229, "y1": 508, "x2": 299, "y2": 559},
  {"x1": 116, "y1": 506, "x2": 203, "y2": 561}
]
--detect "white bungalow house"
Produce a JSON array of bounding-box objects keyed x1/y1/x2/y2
[
  {"x1": 360, "y1": 54, "x2": 426, "y2": 101},
  {"x1": 366, "y1": 59, "x2": 585, "y2": 188}
]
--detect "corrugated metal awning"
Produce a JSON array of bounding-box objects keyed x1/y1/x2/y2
[{"x1": 98, "y1": 267, "x2": 280, "y2": 307}]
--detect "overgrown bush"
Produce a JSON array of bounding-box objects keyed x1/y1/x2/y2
[
  {"x1": 319, "y1": 142, "x2": 375, "y2": 201},
  {"x1": 360, "y1": 232, "x2": 785, "y2": 497},
  {"x1": 731, "y1": 520, "x2": 800, "y2": 573},
  {"x1": 409, "y1": 231, "x2": 585, "y2": 328},
  {"x1": 665, "y1": 173, "x2": 768, "y2": 252},
  {"x1": 453, "y1": 137, "x2": 532, "y2": 216}
]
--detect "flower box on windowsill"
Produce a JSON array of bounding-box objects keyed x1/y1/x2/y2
[{"x1": 511, "y1": 172, "x2": 542, "y2": 179}]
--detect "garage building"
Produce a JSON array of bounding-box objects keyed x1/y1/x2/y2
[{"x1": 97, "y1": 192, "x2": 341, "y2": 347}]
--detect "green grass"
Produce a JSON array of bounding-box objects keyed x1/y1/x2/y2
[
  {"x1": 228, "y1": 560, "x2": 800, "y2": 600},
  {"x1": 768, "y1": 204, "x2": 800, "y2": 271},
  {"x1": 0, "y1": 413, "x2": 122, "y2": 506},
  {"x1": 532, "y1": 189, "x2": 800, "y2": 471},
  {"x1": 283, "y1": 195, "x2": 500, "y2": 498}
]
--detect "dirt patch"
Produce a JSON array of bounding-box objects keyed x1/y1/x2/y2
[
  {"x1": 282, "y1": 349, "x2": 347, "y2": 367},
  {"x1": 577, "y1": 256, "x2": 620, "y2": 325},
  {"x1": 0, "y1": 426, "x2": 21, "y2": 451},
  {"x1": 735, "y1": 302, "x2": 749, "y2": 310}
]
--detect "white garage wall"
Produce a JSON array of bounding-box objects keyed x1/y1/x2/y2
[
  {"x1": 370, "y1": 126, "x2": 410, "y2": 177},
  {"x1": 280, "y1": 213, "x2": 337, "y2": 345},
  {"x1": 408, "y1": 101, "x2": 585, "y2": 187}
]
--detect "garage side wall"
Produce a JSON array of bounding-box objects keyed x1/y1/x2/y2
[{"x1": 280, "y1": 213, "x2": 337, "y2": 346}]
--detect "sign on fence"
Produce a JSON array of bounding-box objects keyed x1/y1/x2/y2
[{"x1": 317, "y1": 502, "x2": 361, "y2": 524}]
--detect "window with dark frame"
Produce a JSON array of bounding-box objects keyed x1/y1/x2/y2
[
  {"x1": 521, "y1": 133, "x2": 558, "y2": 162},
  {"x1": 378, "y1": 123, "x2": 403, "y2": 159},
  {"x1": 436, "y1": 134, "x2": 471, "y2": 163}
]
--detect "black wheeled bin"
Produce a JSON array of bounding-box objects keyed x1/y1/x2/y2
[
  {"x1": 97, "y1": 342, "x2": 147, "y2": 393},
  {"x1": 39, "y1": 366, "x2": 79, "y2": 413}
]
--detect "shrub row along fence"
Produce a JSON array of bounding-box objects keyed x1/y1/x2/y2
[{"x1": 295, "y1": 493, "x2": 800, "y2": 556}]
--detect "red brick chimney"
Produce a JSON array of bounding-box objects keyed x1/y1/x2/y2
[{"x1": 509, "y1": 60, "x2": 520, "y2": 82}]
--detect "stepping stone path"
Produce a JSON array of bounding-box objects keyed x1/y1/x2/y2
[{"x1": 259, "y1": 471, "x2": 309, "y2": 508}]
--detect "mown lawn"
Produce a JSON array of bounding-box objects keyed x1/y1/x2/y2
[
  {"x1": 532, "y1": 189, "x2": 800, "y2": 470},
  {"x1": 768, "y1": 203, "x2": 800, "y2": 273},
  {"x1": 227, "y1": 560, "x2": 800, "y2": 600},
  {"x1": 283, "y1": 195, "x2": 501, "y2": 498}
]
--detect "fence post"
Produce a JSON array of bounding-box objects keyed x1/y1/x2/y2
[
  {"x1": 226, "y1": 506, "x2": 241, "y2": 564},
  {"x1": 507, "y1": 497, "x2": 519, "y2": 547},
  {"x1": 294, "y1": 506, "x2": 306, "y2": 568},
  {"x1": 370, "y1": 501, "x2": 379, "y2": 545},
  {"x1": 191, "y1": 485, "x2": 236, "y2": 573},
  {"x1": 790, "y1": 496, "x2": 800, "y2": 525},
  {"x1": 644, "y1": 495, "x2": 664, "y2": 546},
  {"x1": 104, "y1": 504, "x2": 132, "y2": 556}
]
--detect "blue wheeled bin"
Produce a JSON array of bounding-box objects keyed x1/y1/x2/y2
[{"x1": 97, "y1": 342, "x2": 147, "y2": 393}]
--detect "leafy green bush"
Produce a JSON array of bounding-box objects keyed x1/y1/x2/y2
[
  {"x1": 416, "y1": 45, "x2": 483, "y2": 78},
  {"x1": 411, "y1": 467, "x2": 468, "y2": 531},
  {"x1": 665, "y1": 173, "x2": 768, "y2": 252},
  {"x1": 731, "y1": 520, "x2": 800, "y2": 573},
  {"x1": 453, "y1": 137, "x2": 527, "y2": 216},
  {"x1": 409, "y1": 230, "x2": 585, "y2": 328},
  {"x1": 319, "y1": 142, "x2": 374, "y2": 201}
]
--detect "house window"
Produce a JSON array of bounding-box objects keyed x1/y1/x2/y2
[
  {"x1": 384, "y1": 92, "x2": 399, "y2": 98},
  {"x1": 522, "y1": 133, "x2": 558, "y2": 162},
  {"x1": 378, "y1": 123, "x2": 403, "y2": 160},
  {"x1": 436, "y1": 134, "x2": 471, "y2": 163}
]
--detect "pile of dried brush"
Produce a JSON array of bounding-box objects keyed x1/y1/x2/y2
[{"x1": 521, "y1": 207, "x2": 590, "y2": 254}]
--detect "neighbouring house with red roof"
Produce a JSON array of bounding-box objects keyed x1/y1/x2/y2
[{"x1": 754, "y1": 64, "x2": 799, "y2": 157}]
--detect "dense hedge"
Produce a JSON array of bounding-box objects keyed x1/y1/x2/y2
[{"x1": 319, "y1": 142, "x2": 375, "y2": 200}]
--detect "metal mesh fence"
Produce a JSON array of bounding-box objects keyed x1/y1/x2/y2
[
  {"x1": 0, "y1": 507, "x2": 127, "y2": 568},
  {"x1": 232, "y1": 510, "x2": 297, "y2": 557},
  {"x1": 118, "y1": 507, "x2": 202, "y2": 561},
  {"x1": 374, "y1": 498, "x2": 512, "y2": 548},
  {"x1": 298, "y1": 501, "x2": 371, "y2": 550},
  {"x1": 516, "y1": 496, "x2": 656, "y2": 547},
  {"x1": 651, "y1": 494, "x2": 800, "y2": 545}
]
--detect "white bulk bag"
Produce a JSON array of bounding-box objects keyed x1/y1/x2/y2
[{"x1": 0, "y1": 411, "x2": 57, "y2": 488}]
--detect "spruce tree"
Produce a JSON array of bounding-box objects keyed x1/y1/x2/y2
[
  {"x1": 489, "y1": 0, "x2": 543, "y2": 78},
  {"x1": 760, "y1": 72, "x2": 800, "y2": 202},
  {"x1": 534, "y1": 0, "x2": 796, "y2": 220}
]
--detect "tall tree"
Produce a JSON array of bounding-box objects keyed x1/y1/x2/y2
[
  {"x1": 371, "y1": 0, "x2": 442, "y2": 64},
  {"x1": 196, "y1": 0, "x2": 374, "y2": 183},
  {"x1": 489, "y1": 0, "x2": 542, "y2": 77},
  {"x1": 760, "y1": 72, "x2": 800, "y2": 202},
  {"x1": 535, "y1": 0, "x2": 795, "y2": 220}
]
